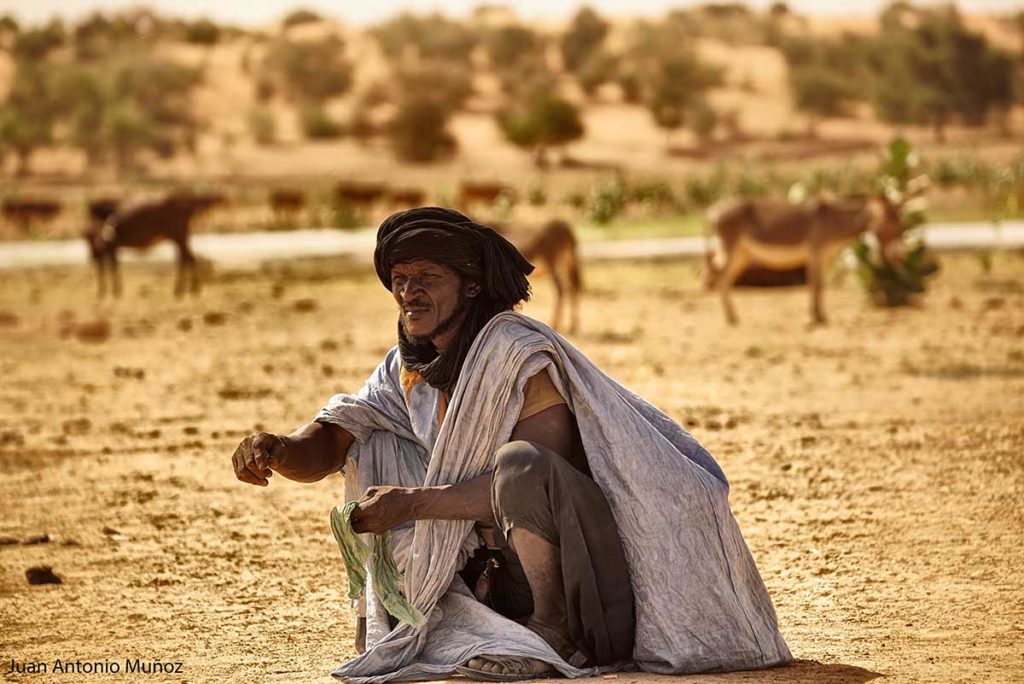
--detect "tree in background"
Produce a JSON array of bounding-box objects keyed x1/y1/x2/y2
[
  {"x1": 389, "y1": 98, "x2": 456, "y2": 163},
  {"x1": 281, "y1": 9, "x2": 323, "y2": 29},
  {"x1": 790, "y1": 64, "x2": 857, "y2": 136},
  {"x1": 372, "y1": 13, "x2": 477, "y2": 68},
  {"x1": 870, "y1": 4, "x2": 1015, "y2": 140},
  {"x1": 497, "y1": 87, "x2": 584, "y2": 168},
  {"x1": 644, "y1": 50, "x2": 724, "y2": 148},
  {"x1": 264, "y1": 35, "x2": 353, "y2": 105},
  {"x1": 561, "y1": 7, "x2": 609, "y2": 73}
]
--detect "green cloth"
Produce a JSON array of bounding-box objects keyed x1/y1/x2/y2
[{"x1": 330, "y1": 502, "x2": 426, "y2": 628}]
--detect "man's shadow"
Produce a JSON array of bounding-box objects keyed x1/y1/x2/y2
[{"x1": 529, "y1": 660, "x2": 881, "y2": 683}]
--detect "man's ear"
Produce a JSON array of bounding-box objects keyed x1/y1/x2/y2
[{"x1": 466, "y1": 282, "x2": 481, "y2": 297}]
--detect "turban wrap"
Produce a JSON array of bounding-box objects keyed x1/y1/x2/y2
[{"x1": 374, "y1": 206, "x2": 535, "y2": 394}]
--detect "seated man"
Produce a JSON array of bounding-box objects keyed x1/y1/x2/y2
[{"x1": 231, "y1": 207, "x2": 791, "y2": 681}]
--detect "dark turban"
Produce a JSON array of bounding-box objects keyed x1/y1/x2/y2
[
  {"x1": 373, "y1": 206, "x2": 535, "y2": 394},
  {"x1": 374, "y1": 206, "x2": 534, "y2": 306}
]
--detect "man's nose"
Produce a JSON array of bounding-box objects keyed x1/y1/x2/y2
[{"x1": 399, "y1": 278, "x2": 424, "y2": 299}]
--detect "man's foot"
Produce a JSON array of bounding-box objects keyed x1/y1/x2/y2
[
  {"x1": 461, "y1": 655, "x2": 554, "y2": 681},
  {"x1": 459, "y1": 618, "x2": 586, "y2": 680},
  {"x1": 525, "y1": 618, "x2": 588, "y2": 668}
]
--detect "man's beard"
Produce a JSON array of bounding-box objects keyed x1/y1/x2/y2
[{"x1": 400, "y1": 292, "x2": 471, "y2": 348}]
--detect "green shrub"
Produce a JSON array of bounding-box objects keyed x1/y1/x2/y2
[
  {"x1": 299, "y1": 105, "x2": 344, "y2": 139},
  {"x1": 852, "y1": 237, "x2": 939, "y2": 307},
  {"x1": 248, "y1": 107, "x2": 277, "y2": 145},
  {"x1": 389, "y1": 98, "x2": 456, "y2": 163},
  {"x1": 282, "y1": 9, "x2": 323, "y2": 28},
  {"x1": 184, "y1": 19, "x2": 220, "y2": 45},
  {"x1": 265, "y1": 36, "x2": 353, "y2": 103},
  {"x1": 588, "y1": 177, "x2": 629, "y2": 224}
]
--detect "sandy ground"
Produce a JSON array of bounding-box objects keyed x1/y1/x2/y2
[{"x1": 0, "y1": 251, "x2": 1022, "y2": 683}]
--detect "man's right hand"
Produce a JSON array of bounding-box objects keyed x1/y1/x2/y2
[{"x1": 232, "y1": 432, "x2": 288, "y2": 487}]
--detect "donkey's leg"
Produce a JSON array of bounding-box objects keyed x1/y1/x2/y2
[
  {"x1": 717, "y1": 250, "x2": 749, "y2": 326},
  {"x1": 547, "y1": 259, "x2": 565, "y2": 331},
  {"x1": 109, "y1": 250, "x2": 122, "y2": 298},
  {"x1": 184, "y1": 245, "x2": 200, "y2": 295},
  {"x1": 808, "y1": 247, "x2": 827, "y2": 325},
  {"x1": 95, "y1": 259, "x2": 107, "y2": 299}
]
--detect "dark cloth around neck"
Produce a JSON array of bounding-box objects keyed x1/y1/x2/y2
[{"x1": 374, "y1": 207, "x2": 534, "y2": 395}]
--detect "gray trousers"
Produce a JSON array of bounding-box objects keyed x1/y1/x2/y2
[{"x1": 484, "y1": 440, "x2": 636, "y2": 667}]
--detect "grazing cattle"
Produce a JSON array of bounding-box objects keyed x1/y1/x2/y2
[
  {"x1": 388, "y1": 188, "x2": 427, "y2": 208},
  {"x1": 495, "y1": 218, "x2": 582, "y2": 333},
  {"x1": 334, "y1": 181, "x2": 389, "y2": 209},
  {"x1": 269, "y1": 189, "x2": 306, "y2": 225},
  {"x1": 704, "y1": 194, "x2": 905, "y2": 325},
  {"x1": 87, "y1": 198, "x2": 121, "y2": 223},
  {"x1": 84, "y1": 194, "x2": 222, "y2": 298},
  {"x1": 457, "y1": 181, "x2": 517, "y2": 211},
  {"x1": 2, "y1": 198, "x2": 62, "y2": 233}
]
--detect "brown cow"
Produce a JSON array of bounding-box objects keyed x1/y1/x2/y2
[
  {"x1": 457, "y1": 181, "x2": 517, "y2": 212},
  {"x1": 334, "y1": 181, "x2": 389, "y2": 209},
  {"x1": 2, "y1": 198, "x2": 62, "y2": 233},
  {"x1": 388, "y1": 188, "x2": 427, "y2": 208},
  {"x1": 269, "y1": 189, "x2": 305, "y2": 213},
  {"x1": 495, "y1": 218, "x2": 582, "y2": 333},
  {"x1": 269, "y1": 189, "x2": 306, "y2": 225},
  {"x1": 703, "y1": 194, "x2": 905, "y2": 325},
  {"x1": 84, "y1": 193, "x2": 223, "y2": 298}
]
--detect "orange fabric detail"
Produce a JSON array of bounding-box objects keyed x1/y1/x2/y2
[
  {"x1": 518, "y1": 371, "x2": 566, "y2": 421},
  {"x1": 432, "y1": 371, "x2": 565, "y2": 427},
  {"x1": 400, "y1": 367, "x2": 425, "y2": 404},
  {"x1": 438, "y1": 391, "x2": 449, "y2": 425}
]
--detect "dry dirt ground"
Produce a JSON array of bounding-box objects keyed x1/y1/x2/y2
[{"x1": 0, "y1": 252, "x2": 1022, "y2": 683}]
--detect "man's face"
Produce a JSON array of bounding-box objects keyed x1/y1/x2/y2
[{"x1": 391, "y1": 259, "x2": 471, "y2": 340}]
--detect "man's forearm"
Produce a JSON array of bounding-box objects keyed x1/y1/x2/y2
[
  {"x1": 277, "y1": 421, "x2": 353, "y2": 483},
  {"x1": 408, "y1": 472, "x2": 495, "y2": 525}
]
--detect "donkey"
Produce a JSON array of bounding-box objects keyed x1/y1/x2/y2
[
  {"x1": 495, "y1": 218, "x2": 582, "y2": 333},
  {"x1": 704, "y1": 194, "x2": 904, "y2": 325},
  {"x1": 84, "y1": 193, "x2": 223, "y2": 298}
]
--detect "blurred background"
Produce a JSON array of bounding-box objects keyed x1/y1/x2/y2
[{"x1": 0, "y1": 0, "x2": 1020, "y2": 238}]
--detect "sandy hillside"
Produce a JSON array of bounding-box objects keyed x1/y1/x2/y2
[{"x1": 0, "y1": 249, "x2": 1022, "y2": 683}]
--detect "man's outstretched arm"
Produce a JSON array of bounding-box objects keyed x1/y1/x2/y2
[
  {"x1": 350, "y1": 403, "x2": 577, "y2": 533},
  {"x1": 231, "y1": 421, "x2": 354, "y2": 486}
]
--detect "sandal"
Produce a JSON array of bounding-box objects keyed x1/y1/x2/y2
[{"x1": 455, "y1": 656, "x2": 556, "y2": 682}]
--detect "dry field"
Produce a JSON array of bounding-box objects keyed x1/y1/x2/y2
[{"x1": 0, "y1": 251, "x2": 1022, "y2": 683}]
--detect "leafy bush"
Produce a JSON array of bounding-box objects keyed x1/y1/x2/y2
[
  {"x1": 497, "y1": 90, "x2": 584, "y2": 166},
  {"x1": 299, "y1": 105, "x2": 344, "y2": 139},
  {"x1": 248, "y1": 107, "x2": 277, "y2": 145},
  {"x1": 282, "y1": 9, "x2": 323, "y2": 28},
  {"x1": 12, "y1": 19, "x2": 64, "y2": 61},
  {"x1": 265, "y1": 36, "x2": 353, "y2": 103},
  {"x1": 183, "y1": 19, "x2": 220, "y2": 45},
  {"x1": 485, "y1": 25, "x2": 540, "y2": 69},
  {"x1": 588, "y1": 177, "x2": 629, "y2": 224},
  {"x1": 394, "y1": 62, "x2": 473, "y2": 113},
  {"x1": 852, "y1": 237, "x2": 939, "y2": 307},
  {"x1": 576, "y1": 51, "x2": 619, "y2": 97},
  {"x1": 389, "y1": 98, "x2": 456, "y2": 163},
  {"x1": 372, "y1": 14, "x2": 476, "y2": 66},
  {"x1": 561, "y1": 7, "x2": 609, "y2": 73}
]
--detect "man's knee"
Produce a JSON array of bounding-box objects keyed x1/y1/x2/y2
[{"x1": 494, "y1": 441, "x2": 553, "y2": 487}]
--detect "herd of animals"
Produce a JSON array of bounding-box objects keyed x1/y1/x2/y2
[{"x1": 1, "y1": 179, "x2": 916, "y2": 329}]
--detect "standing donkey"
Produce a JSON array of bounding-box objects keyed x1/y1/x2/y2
[
  {"x1": 84, "y1": 193, "x2": 223, "y2": 298},
  {"x1": 495, "y1": 218, "x2": 582, "y2": 333},
  {"x1": 704, "y1": 194, "x2": 905, "y2": 325}
]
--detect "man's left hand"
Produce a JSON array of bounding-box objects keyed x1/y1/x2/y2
[{"x1": 350, "y1": 486, "x2": 420, "y2": 534}]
